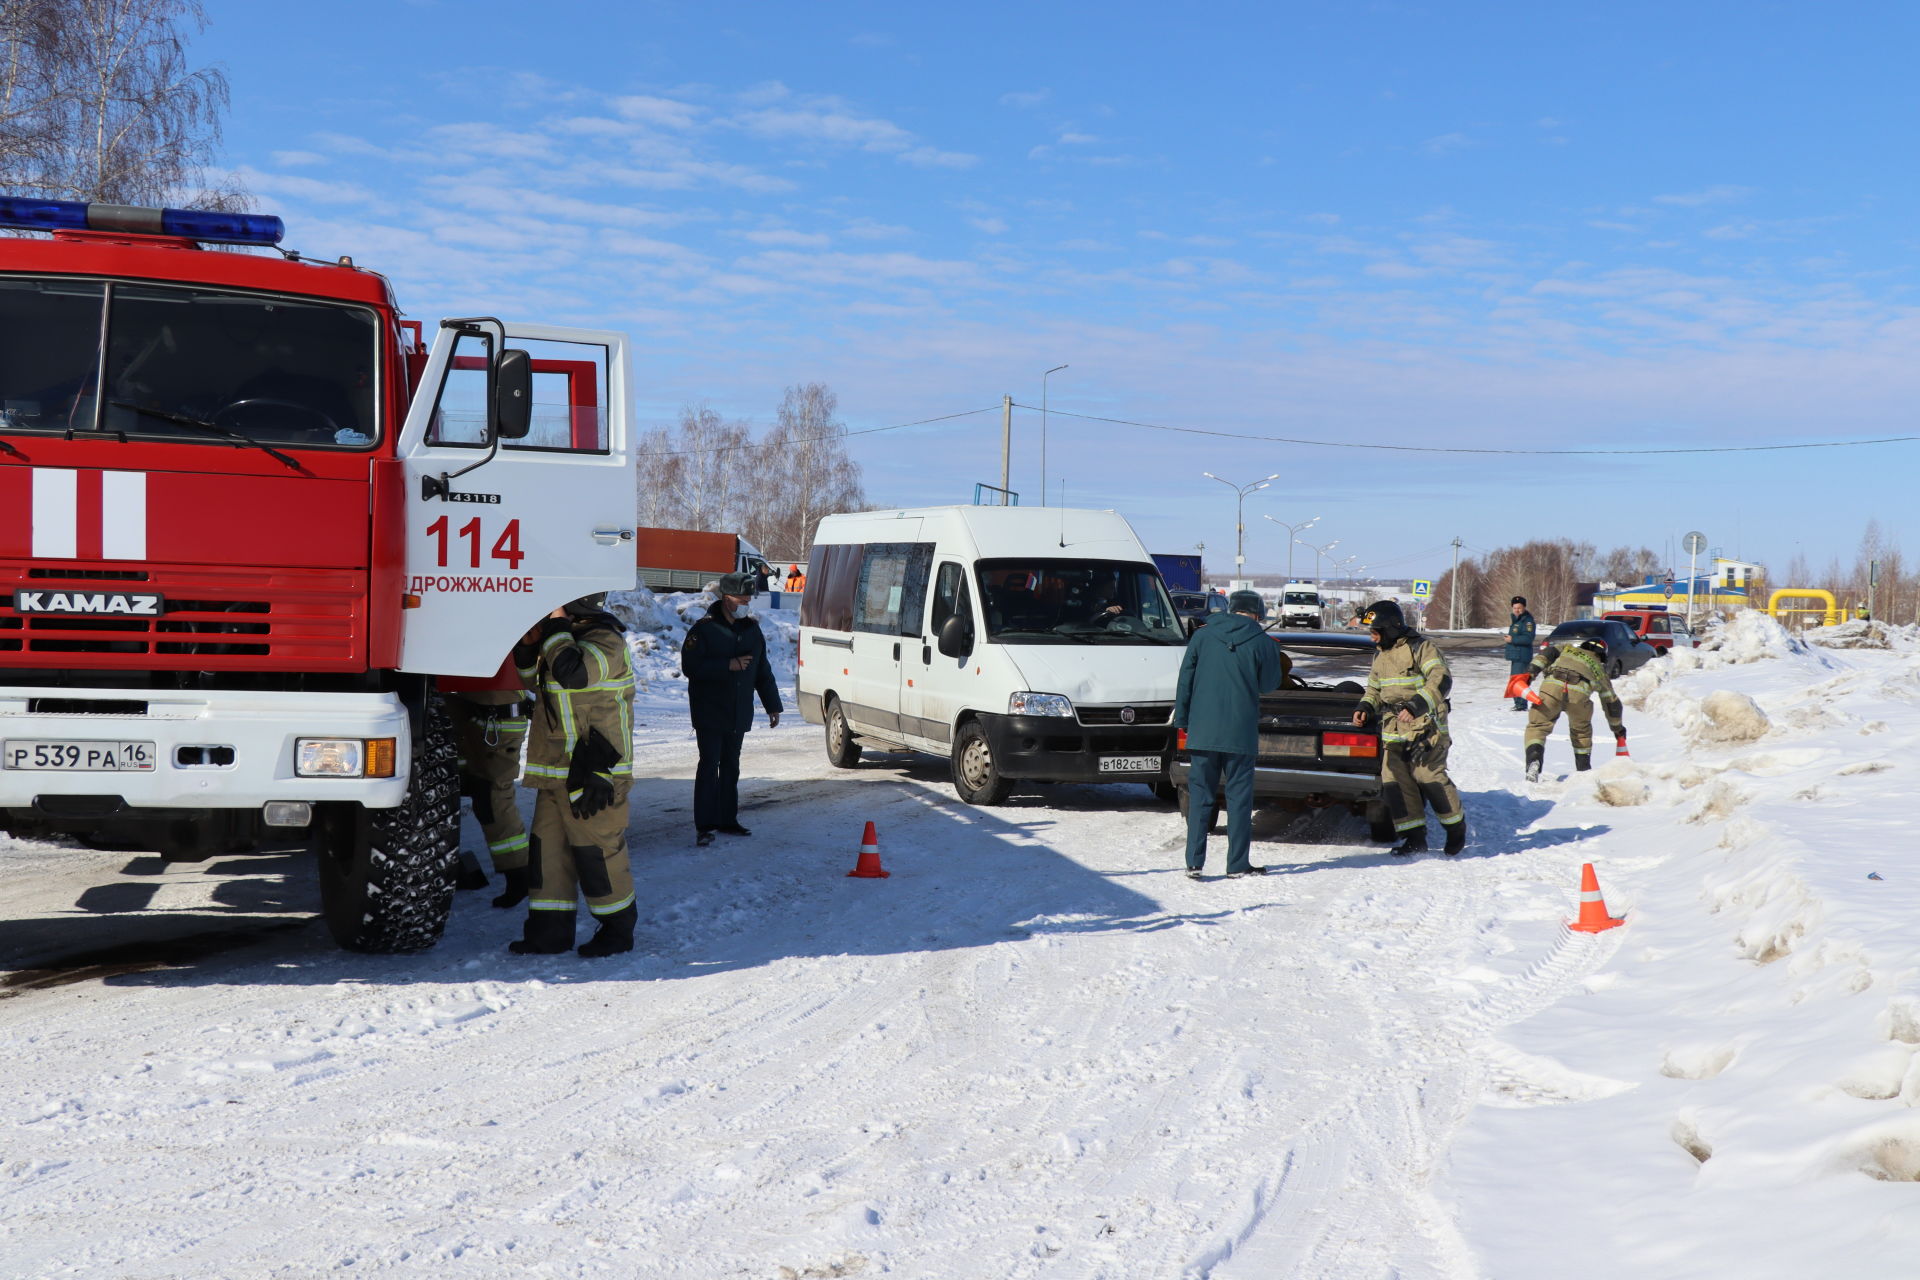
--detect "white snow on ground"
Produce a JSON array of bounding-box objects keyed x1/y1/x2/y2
[{"x1": 3, "y1": 601, "x2": 1918, "y2": 1277}]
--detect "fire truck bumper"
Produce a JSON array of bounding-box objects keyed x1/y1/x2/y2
[{"x1": 0, "y1": 687, "x2": 412, "y2": 811}]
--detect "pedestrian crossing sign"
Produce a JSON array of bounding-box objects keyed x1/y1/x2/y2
[{"x1": 1411, "y1": 580, "x2": 1432, "y2": 598}]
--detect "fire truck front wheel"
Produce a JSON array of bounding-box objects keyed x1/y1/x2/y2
[{"x1": 317, "y1": 691, "x2": 460, "y2": 953}]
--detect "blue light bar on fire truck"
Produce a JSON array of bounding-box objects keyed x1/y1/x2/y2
[{"x1": 0, "y1": 197, "x2": 284, "y2": 246}]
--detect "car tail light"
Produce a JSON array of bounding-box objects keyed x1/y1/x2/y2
[
  {"x1": 1176, "y1": 728, "x2": 1188, "y2": 750},
  {"x1": 1321, "y1": 731, "x2": 1378, "y2": 758}
]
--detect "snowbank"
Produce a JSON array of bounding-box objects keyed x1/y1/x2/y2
[
  {"x1": 607, "y1": 584, "x2": 801, "y2": 696},
  {"x1": 1457, "y1": 609, "x2": 1920, "y2": 1276}
]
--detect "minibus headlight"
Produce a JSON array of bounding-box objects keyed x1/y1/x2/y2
[{"x1": 1009, "y1": 692, "x2": 1074, "y2": 718}]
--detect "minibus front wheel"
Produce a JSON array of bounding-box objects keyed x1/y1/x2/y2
[{"x1": 952, "y1": 720, "x2": 1014, "y2": 806}]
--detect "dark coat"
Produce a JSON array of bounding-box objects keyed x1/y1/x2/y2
[
  {"x1": 1173, "y1": 611, "x2": 1283, "y2": 756},
  {"x1": 682, "y1": 600, "x2": 783, "y2": 734},
  {"x1": 1503, "y1": 610, "x2": 1537, "y2": 665}
]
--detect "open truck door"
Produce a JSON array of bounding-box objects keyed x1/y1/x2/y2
[{"x1": 396, "y1": 320, "x2": 636, "y2": 676}]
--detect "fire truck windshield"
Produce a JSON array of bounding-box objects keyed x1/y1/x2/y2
[{"x1": 0, "y1": 276, "x2": 379, "y2": 450}]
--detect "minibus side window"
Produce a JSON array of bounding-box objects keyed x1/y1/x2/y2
[
  {"x1": 854, "y1": 542, "x2": 935, "y2": 637},
  {"x1": 930, "y1": 562, "x2": 967, "y2": 634}
]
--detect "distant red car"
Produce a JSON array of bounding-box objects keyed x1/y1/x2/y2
[{"x1": 1602, "y1": 609, "x2": 1697, "y2": 655}]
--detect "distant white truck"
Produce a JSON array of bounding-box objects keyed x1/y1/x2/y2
[{"x1": 1279, "y1": 582, "x2": 1324, "y2": 629}]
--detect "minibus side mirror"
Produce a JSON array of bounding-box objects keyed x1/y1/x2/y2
[{"x1": 937, "y1": 613, "x2": 973, "y2": 659}]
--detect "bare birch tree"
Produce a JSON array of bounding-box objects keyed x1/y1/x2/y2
[
  {"x1": 1, "y1": 0, "x2": 238, "y2": 207},
  {"x1": 668, "y1": 404, "x2": 752, "y2": 534},
  {"x1": 751, "y1": 383, "x2": 866, "y2": 559}
]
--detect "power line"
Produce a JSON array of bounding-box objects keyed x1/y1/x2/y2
[
  {"x1": 646, "y1": 405, "x2": 1002, "y2": 456},
  {"x1": 1012, "y1": 403, "x2": 1920, "y2": 457}
]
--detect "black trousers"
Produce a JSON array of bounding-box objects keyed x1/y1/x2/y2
[{"x1": 693, "y1": 727, "x2": 746, "y2": 830}]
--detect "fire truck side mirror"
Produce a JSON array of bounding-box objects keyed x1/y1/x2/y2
[{"x1": 494, "y1": 348, "x2": 533, "y2": 440}]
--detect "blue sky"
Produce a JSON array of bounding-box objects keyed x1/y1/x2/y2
[{"x1": 198, "y1": 1, "x2": 1920, "y2": 585}]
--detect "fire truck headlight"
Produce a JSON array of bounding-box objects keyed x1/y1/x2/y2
[
  {"x1": 296, "y1": 738, "x2": 398, "y2": 778},
  {"x1": 297, "y1": 739, "x2": 364, "y2": 777}
]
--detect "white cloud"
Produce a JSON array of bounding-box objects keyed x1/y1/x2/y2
[
  {"x1": 237, "y1": 167, "x2": 375, "y2": 205},
  {"x1": 270, "y1": 150, "x2": 326, "y2": 167},
  {"x1": 424, "y1": 122, "x2": 555, "y2": 162},
  {"x1": 737, "y1": 228, "x2": 832, "y2": 248},
  {"x1": 842, "y1": 218, "x2": 912, "y2": 240},
  {"x1": 900, "y1": 145, "x2": 978, "y2": 169},
  {"x1": 1423, "y1": 132, "x2": 1474, "y2": 156},
  {"x1": 612, "y1": 95, "x2": 704, "y2": 129},
  {"x1": 1000, "y1": 89, "x2": 1049, "y2": 108},
  {"x1": 969, "y1": 217, "x2": 1008, "y2": 235},
  {"x1": 733, "y1": 106, "x2": 915, "y2": 151},
  {"x1": 1653, "y1": 185, "x2": 1752, "y2": 207},
  {"x1": 1058, "y1": 131, "x2": 1098, "y2": 145}
]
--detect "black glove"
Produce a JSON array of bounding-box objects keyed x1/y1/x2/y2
[
  {"x1": 1612, "y1": 725, "x2": 1627, "y2": 744},
  {"x1": 566, "y1": 728, "x2": 622, "y2": 819},
  {"x1": 570, "y1": 773, "x2": 614, "y2": 819}
]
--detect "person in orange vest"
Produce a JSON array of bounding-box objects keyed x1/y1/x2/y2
[{"x1": 787, "y1": 563, "x2": 805, "y2": 592}]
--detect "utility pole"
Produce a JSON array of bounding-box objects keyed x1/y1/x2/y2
[
  {"x1": 999, "y1": 394, "x2": 1012, "y2": 504},
  {"x1": 1448, "y1": 536, "x2": 1462, "y2": 630},
  {"x1": 1869, "y1": 558, "x2": 1879, "y2": 620}
]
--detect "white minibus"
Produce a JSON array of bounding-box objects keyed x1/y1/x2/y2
[{"x1": 797, "y1": 506, "x2": 1185, "y2": 805}]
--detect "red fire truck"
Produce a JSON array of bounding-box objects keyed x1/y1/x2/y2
[{"x1": 0, "y1": 199, "x2": 636, "y2": 952}]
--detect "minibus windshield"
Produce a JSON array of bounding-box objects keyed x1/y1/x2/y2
[{"x1": 976, "y1": 559, "x2": 1184, "y2": 645}]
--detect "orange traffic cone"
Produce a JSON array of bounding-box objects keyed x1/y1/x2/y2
[
  {"x1": 1568, "y1": 862, "x2": 1624, "y2": 933},
  {"x1": 847, "y1": 821, "x2": 890, "y2": 879},
  {"x1": 1504, "y1": 672, "x2": 1542, "y2": 705},
  {"x1": 1615, "y1": 735, "x2": 1631, "y2": 759}
]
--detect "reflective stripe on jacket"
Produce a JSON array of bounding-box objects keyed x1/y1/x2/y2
[
  {"x1": 1359, "y1": 634, "x2": 1450, "y2": 744},
  {"x1": 516, "y1": 616, "x2": 635, "y2": 788},
  {"x1": 1528, "y1": 643, "x2": 1623, "y2": 720}
]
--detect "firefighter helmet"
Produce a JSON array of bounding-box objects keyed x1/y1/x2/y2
[{"x1": 1363, "y1": 599, "x2": 1406, "y2": 642}]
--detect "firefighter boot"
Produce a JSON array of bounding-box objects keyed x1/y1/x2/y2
[
  {"x1": 508, "y1": 910, "x2": 575, "y2": 955},
  {"x1": 1391, "y1": 826, "x2": 1429, "y2": 856},
  {"x1": 1574, "y1": 752, "x2": 1593, "y2": 773},
  {"x1": 1442, "y1": 816, "x2": 1467, "y2": 856},
  {"x1": 1524, "y1": 743, "x2": 1544, "y2": 783},
  {"x1": 577, "y1": 903, "x2": 637, "y2": 958},
  {"x1": 454, "y1": 849, "x2": 491, "y2": 891},
  {"x1": 491, "y1": 867, "x2": 530, "y2": 910}
]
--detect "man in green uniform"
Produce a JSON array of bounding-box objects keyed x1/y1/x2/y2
[
  {"x1": 444, "y1": 684, "x2": 531, "y2": 905},
  {"x1": 1504, "y1": 596, "x2": 1536, "y2": 711},
  {"x1": 1173, "y1": 589, "x2": 1284, "y2": 879},
  {"x1": 1521, "y1": 636, "x2": 1626, "y2": 781},
  {"x1": 1352, "y1": 599, "x2": 1466, "y2": 856},
  {"x1": 509, "y1": 595, "x2": 637, "y2": 958}
]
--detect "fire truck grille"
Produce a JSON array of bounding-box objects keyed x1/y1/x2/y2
[{"x1": 0, "y1": 566, "x2": 365, "y2": 670}]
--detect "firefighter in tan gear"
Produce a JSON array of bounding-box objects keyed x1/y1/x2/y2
[
  {"x1": 443, "y1": 684, "x2": 531, "y2": 905},
  {"x1": 1521, "y1": 636, "x2": 1626, "y2": 781},
  {"x1": 508, "y1": 594, "x2": 637, "y2": 958},
  {"x1": 1351, "y1": 599, "x2": 1467, "y2": 856}
]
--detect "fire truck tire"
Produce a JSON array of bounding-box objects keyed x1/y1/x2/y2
[{"x1": 318, "y1": 691, "x2": 460, "y2": 953}]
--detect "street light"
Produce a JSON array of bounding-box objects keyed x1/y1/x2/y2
[
  {"x1": 1040, "y1": 364, "x2": 1068, "y2": 508},
  {"x1": 1202, "y1": 471, "x2": 1279, "y2": 582},
  {"x1": 1262, "y1": 513, "x2": 1320, "y2": 581},
  {"x1": 1298, "y1": 538, "x2": 1340, "y2": 583}
]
